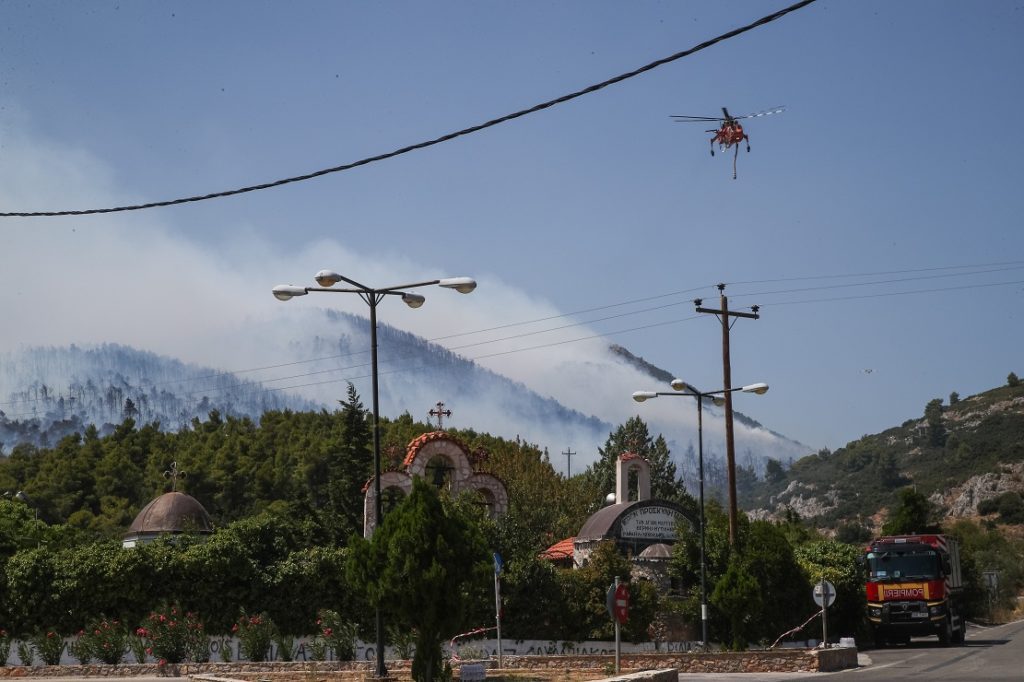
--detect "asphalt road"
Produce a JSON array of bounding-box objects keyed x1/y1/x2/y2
[{"x1": 672, "y1": 619, "x2": 1024, "y2": 681}]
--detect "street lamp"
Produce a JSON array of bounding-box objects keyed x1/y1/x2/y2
[
  {"x1": 632, "y1": 379, "x2": 768, "y2": 646},
  {"x1": 273, "y1": 270, "x2": 477, "y2": 678}
]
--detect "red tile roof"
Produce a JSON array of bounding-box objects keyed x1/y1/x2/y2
[
  {"x1": 539, "y1": 537, "x2": 575, "y2": 561},
  {"x1": 403, "y1": 430, "x2": 471, "y2": 468}
]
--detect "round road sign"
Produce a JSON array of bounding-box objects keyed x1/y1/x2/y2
[{"x1": 813, "y1": 580, "x2": 837, "y2": 608}]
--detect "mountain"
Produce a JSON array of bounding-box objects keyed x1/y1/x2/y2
[
  {"x1": 0, "y1": 343, "x2": 322, "y2": 450},
  {"x1": 744, "y1": 380, "x2": 1024, "y2": 529},
  {"x1": 0, "y1": 309, "x2": 811, "y2": 483},
  {"x1": 609, "y1": 344, "x2": 809, "y2": 448}
]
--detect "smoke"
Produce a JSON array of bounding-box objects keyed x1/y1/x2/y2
[{"x1": 0, "y1": 126, "x2": 807, "y2": 472}]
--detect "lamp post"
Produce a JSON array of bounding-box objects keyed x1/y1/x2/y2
[
  {"x1": 273, "y1": 271, "x2": 477, "y2": 678},
  {"x1": 632, "y1": 380, "x2": 768, "y2": 646}
]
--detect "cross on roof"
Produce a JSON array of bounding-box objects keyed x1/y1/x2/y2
[
  {"x1": 429, "y1": 401, "x2": 452, "y2": 430},
  {"x1": 163, "y1": 461, "x2": 184, "y2": 491}
]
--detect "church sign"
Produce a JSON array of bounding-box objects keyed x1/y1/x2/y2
[{"x1": 618, "y1": 505, "x2": 686, "y2": 541}]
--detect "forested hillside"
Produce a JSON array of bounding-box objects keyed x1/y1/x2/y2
[
  {"x1": 1, "y1": 384, "x2": 1022, "y2": 652},
  {"x1": 745, "y1": 375, "x2": 1024, "y2": 533}
]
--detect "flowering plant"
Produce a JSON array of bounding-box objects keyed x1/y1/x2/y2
[
  {"x1": 68, "y1": 634, "x2": 93, "y2": 665},
  {"x1": 0, "y1": 628, "x2": 10, "y2": 666},
  {"x1": 232, "y1": 612, "x2": 274, "y2": 662},
  {"x1": 0, "y1": 626, "x2": 10, "y2": 663},
  {"x1": 30, "y1": 630, "x2": 65, "y2": 666},
  {"x1": 315, "y1": 610, "x2": 357, "y2": 662},
  {"x1": 79, "y1": 618, "x2": 128, "y2": 664},
  {"x1": 136, "y1": 605, "x2": 204, "y2": 664}
]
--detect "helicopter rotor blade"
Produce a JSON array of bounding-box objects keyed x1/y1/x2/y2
[
  {"x1": 670, "y1": 115, "x2": 725, "y2": 122},
  {"x1": 733, "y1": 106, "x2": 786, "y2": 121}
]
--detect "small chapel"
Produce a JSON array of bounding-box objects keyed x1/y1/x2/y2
[
  {"x1": 540, "y1": 452, "x2": 694, "y2": 591},
  {"x1": 362, "y1": 406, "x2": 509, "y2": 535}
]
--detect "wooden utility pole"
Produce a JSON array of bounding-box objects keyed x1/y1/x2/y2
[
  {"x1": 562, "y1": 447, "x2": 577, "y2": 478},
  {"x1": 695, "y1": 283, "x2": 760, "y2": 547}
]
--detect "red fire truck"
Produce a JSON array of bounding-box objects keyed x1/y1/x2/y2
[{"x1": 864, "y1": 534, "x2": 965, "y2": 646}]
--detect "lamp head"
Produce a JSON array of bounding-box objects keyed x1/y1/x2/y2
[
  {"x1": 314, "y1": 270, "x2": 344, "y2": 287},
  {"x1": 741, "y1": 382, "x2": 770, "y2": 395},
  {"x1": 438, "y1": 277, "x2": 477, "y2": 294},
  {"x1": 272, "y1": 285, "x2": 308, "y2": 301},
  {"x1": 402, "y1": 293, "x2": 426, "y2": 309},
  {"x1": 632, "y1": 391, "x2": 657, "y2": 403},
  {"x1": 670, "y1": 378, "x2": 695, "y2": 393}
]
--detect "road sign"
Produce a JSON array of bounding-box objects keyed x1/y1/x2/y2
[
  {"x1": 813, "y1": 580, "x2": 837, "y2": 608},
  {"x1": 614, "y1": 583, "x2": 630, "y2": 624}
]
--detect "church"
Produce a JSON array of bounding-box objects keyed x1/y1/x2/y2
[{"x1": 541, "y1": 452, "x2": 694, "y2": 591}]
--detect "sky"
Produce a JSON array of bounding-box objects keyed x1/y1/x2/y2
[{"x1": 1, "y1": 1, "x2": 1023, "y2": 462}]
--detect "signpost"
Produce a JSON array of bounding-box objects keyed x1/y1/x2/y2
[
  {"x1": 813, "y1": 579, "x2": 837, "y2": 648},
  {"x1": 607, "y1": 577, "x2": 629, "y2": 673},
  {"x1": 494, "y1": 552, "x2": 503, "y2": 669}
]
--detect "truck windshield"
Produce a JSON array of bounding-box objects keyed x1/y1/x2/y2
[{"x1": 866, "y1": 549, "x2": 940, "y2": 580}]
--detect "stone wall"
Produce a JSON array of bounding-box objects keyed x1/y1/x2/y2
[{"x1": 0, "y1": 648, "x2": 858, "y2": 679}]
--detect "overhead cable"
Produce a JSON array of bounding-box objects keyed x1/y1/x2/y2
[{"x1": 0, "y1": 0, "x2": 819, "y2": 218}]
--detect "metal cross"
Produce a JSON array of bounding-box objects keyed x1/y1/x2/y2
[
  {"x1": 163, "y1": 461, "x2": 184, "y2": 491},
  {"x1": 429, "y1": 401, "x2": 452, "y2": 430}
]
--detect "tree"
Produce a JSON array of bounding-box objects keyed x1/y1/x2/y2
[
  {"x1": 711, "y1": 556, "x2": 761, "y2": 651},
  {"x1": 949, "y1": 391, "x2": 960, "y2": 405},
  {"x1": 764, "y1": 458, "x2": 786, "y2": 484},
  {"x1": 794, "y1": 541, "x2": 866, "y2": 641},
  {"x1": 924, "y1": 398, "x2": 946, "y2": 447},
  {"x1": 346, "y1": 478, "x2": 489, "y2": 682},
  {"x1": 881, "y1": 488, "x2": 940, "y2": 535},
  {"x1": 1008, "y1": 372, "x2": 1021, "y2": 388},
  {"x1": 585, "y1": 417, "x2": 688, "y2": 506}
]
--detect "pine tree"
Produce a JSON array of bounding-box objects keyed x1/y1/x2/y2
[{"x1": 584, "y1": 416, "x2": 687, "y2": 504}]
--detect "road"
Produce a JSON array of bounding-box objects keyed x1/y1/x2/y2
[{"x1": 675, "y1": 619, "x2": 1024, "y2": 681}]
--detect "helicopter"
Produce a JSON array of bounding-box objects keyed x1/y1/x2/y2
[{"x1": 670, "y1": 106, "x2": 785, "y2": 179}]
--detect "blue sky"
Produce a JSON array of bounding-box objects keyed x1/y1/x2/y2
[{"x1": 1, "y1": 1, "x2": 1022, "y2": 458}]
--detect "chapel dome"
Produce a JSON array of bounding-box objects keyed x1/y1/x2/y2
[{"x1": 123, "y1": 491, "x2": 213, "y2": 546}]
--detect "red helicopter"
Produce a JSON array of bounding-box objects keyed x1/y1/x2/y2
[{"x1": 670, "y1": 106, "x2": 785, "y2": 179}]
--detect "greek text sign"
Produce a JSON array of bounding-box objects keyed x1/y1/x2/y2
[{"x1": 618, "y1": 506, "x2": 686, "y2": 541}]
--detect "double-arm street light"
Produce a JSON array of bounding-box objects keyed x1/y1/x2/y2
[
  {"x1": 273, "y1": 270, "x2": 477, "y2": 678},
  {"x1": 632, "y1": 379, "x2": 768, "y2": 646}
]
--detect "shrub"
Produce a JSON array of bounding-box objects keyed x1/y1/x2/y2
[
  {"x1": 79, "y1": 619, "x2": 128, "y2": 664},
  {"x1": 31, "y1": 630, "x2": 65, "y2": 666},
  {"x1": 68, "y1": 634, "x2": 93, "y2": 664},
  {"x1": 128, "y1": 634, "x2": 147, "y2": 664},
  {"x1": 16, "y1": 640, "x2": 33, "y2": 666},
  {"x1": 0, "y1": 628, "x2": 10, "y2": 666},
  {"x1": 232, "y1": 612, "x2": 274, "y2": 662},
  {"x1": 315, "y1": 609, "x2": 358, "y2": 661},
  {"x1": 136, "y1": 605, "x2": 203, "y2": 664}
]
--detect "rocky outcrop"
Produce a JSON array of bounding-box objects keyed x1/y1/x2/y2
[{"x1": 931, "y1": 462, "x2": 1024, "y2": 517}]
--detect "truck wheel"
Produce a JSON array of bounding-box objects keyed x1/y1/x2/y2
[
  {"x1": 953, "y1": 619, "x2": 966, "y2": 645},
  {"x1": 939, "y1": 615, "x2": 953, "y2": 646}
]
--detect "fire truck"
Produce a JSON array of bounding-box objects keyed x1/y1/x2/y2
[{"x1": 864, "y1": 534, "x2": 965, "y2": 646}]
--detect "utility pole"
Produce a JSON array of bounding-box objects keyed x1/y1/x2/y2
[
  {"x1": 695, "y1": 283, "x2": 760, "y2": 547},
  {"x1": 562, "y1": 447, "x2": 576, "y2": 478}
]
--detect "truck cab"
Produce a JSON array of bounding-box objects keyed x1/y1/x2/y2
[{"x1": 864, "y1": 534, "x2": 965, "y2": 646}]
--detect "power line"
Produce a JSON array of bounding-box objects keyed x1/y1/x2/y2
[
  {"x1": 0, "y1": 0, "x2": 819, "y2": 218},
  {"x1": 3, "y1": 260, "x2": 1022, "y2": 411}
]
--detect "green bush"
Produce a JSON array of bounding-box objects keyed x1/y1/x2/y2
[
  {"x1": 31, "y1": 630, "x2": 65, "y2": 666},
  {"x1": 233, "y1": 612, "x2": 274, "y2": 662}
]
